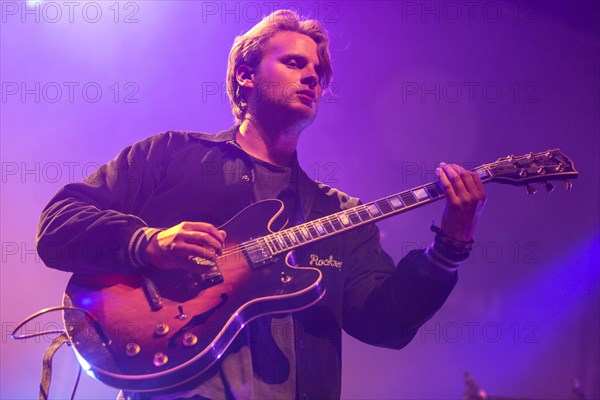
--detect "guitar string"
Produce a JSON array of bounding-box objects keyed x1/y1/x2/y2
[
  {"x1": 216, "y1": 154, "x2": 566, "y2": 259},
  {"x1": 217, "y1": 164, "x2": 494, "y2": 258},
  {"x1": 220, "y1": 169, "x2": 468, "y2": 255},
  {"x1": 217, "y1": 179, "x2": 452, "y2": 258}
]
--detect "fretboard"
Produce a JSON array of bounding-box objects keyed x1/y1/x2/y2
[{"x1": 242, "y1": 166, "x2": 491, "y2": 265}]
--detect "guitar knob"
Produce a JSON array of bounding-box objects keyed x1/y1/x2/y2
[
  {"x1": 182, "y1": 332, "x2": 198, "y2": 347},
  {"x1": 281, "y1": 272, "x2": 292, "y2": 284},
  {"x1": 545, "y1": 182, "x2": 555, "y2": 193},
  {"x1": 154, "y1": 322, "x2": 170, "y2": 337},
  {"x1": 125, "y1": 342, "x2": 140, "y2": 357},
  {"x1": 177, "y1": 305, "x2": 187, "y2": 321},
  {"x1": 526, "y1": 184, "x2": 537, "y2": 195},
  {"x1": 153, "y1": 352, "x2": 168, "y2": 367}
]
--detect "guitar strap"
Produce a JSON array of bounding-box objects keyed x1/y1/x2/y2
[{"x1": 39, "y1": 332, "x2": 71, "y2": 400}]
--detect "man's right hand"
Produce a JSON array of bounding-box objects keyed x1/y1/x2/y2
[{"x1": 145, "y1": 222, "x2": 227, "y2": 271}]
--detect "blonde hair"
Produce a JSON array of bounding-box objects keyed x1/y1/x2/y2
[{"x1": 226, "y1": 9, "x2": 333, "y2": 123}]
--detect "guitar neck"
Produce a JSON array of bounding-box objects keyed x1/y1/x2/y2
[{"x1": 243, "y1": 166, "x2": 493, "y2": 264}]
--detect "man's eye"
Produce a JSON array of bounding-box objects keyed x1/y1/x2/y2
[{"x1": 287, "y1": 59, "x2": 298, "y2": 67}]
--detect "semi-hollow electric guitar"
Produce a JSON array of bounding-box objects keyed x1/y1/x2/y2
[{"x1": 62, "y1": 149, "x2": 578, "y2": 393}]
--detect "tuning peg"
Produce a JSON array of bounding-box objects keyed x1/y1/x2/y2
[
  {"x1": 545, "y1": 182, "x2": 555, "y2": 193},
  {"x1": 526, "y1": 184, "x2": 537, "y2": 195},
  {"x1": 565, "y1": 180, "x2": 573, "y2": 191}
]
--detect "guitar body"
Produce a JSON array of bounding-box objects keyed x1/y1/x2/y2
[{"x1": 63, "y1": 200, "x2": 325, "y2": 393}]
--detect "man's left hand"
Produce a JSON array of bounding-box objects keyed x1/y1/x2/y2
[{"x1": 436, "y1": 162, "x2": 487, "y2": 242}]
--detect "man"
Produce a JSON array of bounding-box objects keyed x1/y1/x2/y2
[{"x1": 37, "y1": 10, "x2": 486, "y2": 400}]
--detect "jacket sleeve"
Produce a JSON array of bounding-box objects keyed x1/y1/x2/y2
[
  {"x1": 36, "y1": 132, "x2": 185, "y2": 274},
  {"x1": 342, "y1": 222, "x2": 458, "y2": 349}
]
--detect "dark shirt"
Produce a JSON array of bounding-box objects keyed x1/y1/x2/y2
[{"x1": 37, "y1": 126, "x2": 458, "y2": 399}]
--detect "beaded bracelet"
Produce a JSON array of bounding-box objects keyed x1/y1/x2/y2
[{"x1": 429, "y1": 221, "x2": 474, "y2": 262}]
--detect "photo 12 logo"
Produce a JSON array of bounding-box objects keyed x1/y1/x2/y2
[
  {"x1": 399, "y1": 1, "x2": 539, "y2": 24},
  {"x1": 1, "y1": 1, "x2": 140, "y2": 24},
  {"x1": 1, "y1": 82, "x2": 140, "y2": 104},
  {"x1": 200, "y1": 81, "x2": 341, "y2": 106},
  {"x1": 199, "y1": 1, "x2": 340, "y2": 24},
  {"x1": 400, "y1": 81, "x2": 540, "y2": 104}
]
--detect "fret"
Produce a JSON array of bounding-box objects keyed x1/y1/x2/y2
[
  {"x1": 281, "y1": 232, "x2": 293, "y2": 247},
  {"x1": 314, "y1": 221, "x2": 326, "y2": 235},
  {"x1": 292, "y1": 228, "x2": 306, "y2": 243},
  {"x1": 348, "y1": 211, "x2": 361, "y2": 224},
  {"x1": 357, "y1": 208, "x2": 372, "y2": 221},
  {"x1": 263, "y1": 237, "x2": 276, "y2": 254},
  {"x1": 322, "y1": 219, "x2": 335, "y2": 233},
  {"x1": 300, "y1": 226, "x2": 311, "y2": 240},
  {"x1": 275, "y1": 234, "x2": 287, "y2": 249},
  {"x1": 412, "y1": 187, "x2": 430, "y2": 201},
  {"x1": 268, "y1": 235, "x2": 282, "y2": 252},
  {"x1": 307, "y1": 224, "x2": 319, "y2": 238},
  {"x1": 366, "y1": 203, "x2": 382, "y2": 217},
  {"x1": 400, "y1": 191, "x2": 417, "y2": 206},
  {"x1": 376, "y1": 199, "x2": 394, "y2": 214},
  {"x1": 339, "y1": 213, "x2": 352, "y2": 226},
  {"x1": 425, "y1": 182, "x2": 444, "y2": 198},
  {"x1": 329, "y1": 216, "x2": 343, "y2": 230},
  {"x1": 286, "y1": 230, "x2": 298, "y2": 245},
  {"x1": 388, "y1": 195, "x2": 404, "y2": 209}
]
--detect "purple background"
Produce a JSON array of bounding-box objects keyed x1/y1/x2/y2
[{"x1": 1, "y1": 1, "x2": 599, "y2": 399}]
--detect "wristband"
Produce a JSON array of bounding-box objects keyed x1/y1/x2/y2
[{"x1": 429, "y1": 221, "x2": 474, "y2": 263}]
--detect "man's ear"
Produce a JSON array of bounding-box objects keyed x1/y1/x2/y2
[{"x1": 236, "y1": 64, "x2": 255, "y2": 89}]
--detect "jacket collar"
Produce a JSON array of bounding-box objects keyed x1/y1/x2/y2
[{"x1": 204, "y1": 125, "x2": 239, "y2": 143}]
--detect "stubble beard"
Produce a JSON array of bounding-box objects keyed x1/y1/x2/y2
[{"x1": 251, "y1": 83, "x2": 318, "y2": 134}]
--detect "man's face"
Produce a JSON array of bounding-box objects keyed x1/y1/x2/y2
[{"x1": 248, "y1": 31, "x2": 323, "y2": 126}]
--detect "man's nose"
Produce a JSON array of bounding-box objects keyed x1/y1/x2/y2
[{"x1": 301, "y1": 67, "x2": 319, "y2": 89}]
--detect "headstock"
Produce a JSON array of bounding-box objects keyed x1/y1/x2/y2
[{"x1": 479, "y1": 149, "x2": 578, "y2": 193}]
